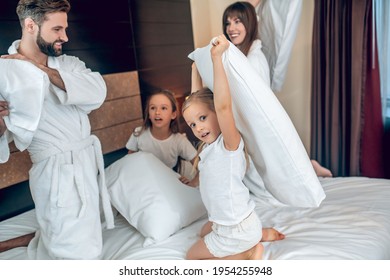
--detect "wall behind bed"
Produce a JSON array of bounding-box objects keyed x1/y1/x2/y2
[{"x1": 0, "y1": 0, "x2": 194, "y2": 221}]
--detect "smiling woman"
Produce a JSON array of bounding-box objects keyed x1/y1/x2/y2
[
  {"x1": 222, "y1": 1, "x2": 270, "y2": 86},
  {"x1": 223, "y1": 2, "x2": 257, "y2": 56}
]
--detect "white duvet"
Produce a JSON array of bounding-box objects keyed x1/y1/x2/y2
[{"x1": 1, "y1": 176, "x2": 390, "y2": 260}]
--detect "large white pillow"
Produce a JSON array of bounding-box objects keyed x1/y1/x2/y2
[
  {"x1": 105, "y1": 152, "x2": 206, "y2": 247},
  {"x1": 188, "y1": 42, "x2": 325, "y2": 207}
]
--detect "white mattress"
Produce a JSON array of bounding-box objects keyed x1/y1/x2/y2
[{"x1": 1, "y1": 176, "x2": 390, "y2": 260}]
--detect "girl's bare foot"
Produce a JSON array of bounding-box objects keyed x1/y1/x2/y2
[
  {"x1": 248, "y1": 243, "x2": 263, "y2": 260},
  {"x1": 311, "y1": 160, "x2": 332, "y2": 177},
  {"x1": 261, "y1": 228, "x2": 285, "y2": 242}
]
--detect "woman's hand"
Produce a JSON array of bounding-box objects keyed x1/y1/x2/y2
[{"x1": 210, "y1": 35, "x2": 230, "y2": 59}]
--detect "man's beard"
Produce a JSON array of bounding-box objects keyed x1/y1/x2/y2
[{"x1": 36, "y1": 28, "x2": 64, "y2": 57}]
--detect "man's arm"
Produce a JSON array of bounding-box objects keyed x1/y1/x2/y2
[
  {"x1": 35, "y1": 64, "x2": 66, "y2": 91},
  {"x1": 53, "y1": 56, "x2": 107, "y2": 112},
  {"x1": 1, "y1": 53, "x2": 66, "y2": 91}
]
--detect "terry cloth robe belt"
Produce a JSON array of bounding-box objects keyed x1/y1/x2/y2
[{"x1": 29, "y1": 135, "x2": 114, "y2": 229}]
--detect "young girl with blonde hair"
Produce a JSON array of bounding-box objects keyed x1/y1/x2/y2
[{"x1": 183, "y1": 35, "x2": 283, "y2": 260}]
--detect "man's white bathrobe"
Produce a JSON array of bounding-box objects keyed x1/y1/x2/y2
[{"x1": 0, "y1": 40, "x2": 114, "y2": 259}]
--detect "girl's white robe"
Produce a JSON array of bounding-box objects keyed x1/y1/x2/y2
[{"x1": 0, "y1": 40, "x2": 114, "y2": 259}]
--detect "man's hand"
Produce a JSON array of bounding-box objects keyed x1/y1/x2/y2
[
  {"x1": 1, "y1": 53, "x2": 35, "y2": 64},
  {"x1": 0, "y1": 101, "x2": 9, "y2": 136},
  {"x1": 1, "y1": 53, "x2": 66, "y2": 91},
  {"x1": 0, "y1": 119, "x2": 6, "y2": 136},
  {"x1": 0, "y1": 100, "x2": 8, "y2": 116}
]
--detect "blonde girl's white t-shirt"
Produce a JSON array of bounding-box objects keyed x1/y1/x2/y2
[
  {"x1": 198, "y1": 134, "x2": 255, "y2": 226},
  {"x1": 126, "y1": 127, "x2": 197, "y2": 169},
  {"x1": 247, "y1": 39, "x2": 271, "y2": 87}
]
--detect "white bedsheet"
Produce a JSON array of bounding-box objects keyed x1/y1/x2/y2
[{"x1": 1, "y1": 177, "x2": 390, "y2": 260}]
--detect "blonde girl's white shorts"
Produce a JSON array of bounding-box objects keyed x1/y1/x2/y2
[{"x1": 204, "y1": 211, "x2": 263, "y2": 258}]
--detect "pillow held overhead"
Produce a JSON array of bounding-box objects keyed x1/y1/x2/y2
[{"x1": 188, "y1": 42, "x2": 325, "y2": 207}]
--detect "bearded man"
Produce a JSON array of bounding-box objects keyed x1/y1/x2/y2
[{"x1": 0, "y1": 0, "x2": 114, "y2": 259}]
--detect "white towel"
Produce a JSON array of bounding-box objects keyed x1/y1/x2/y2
[{"x1": 0, "y1": 59, "x2": 47, "y2": 153}]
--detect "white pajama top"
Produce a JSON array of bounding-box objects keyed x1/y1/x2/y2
[{"x1": 198, "y1": 134, "x2": 255, "y2": 226}]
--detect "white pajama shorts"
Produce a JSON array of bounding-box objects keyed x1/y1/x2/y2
[{"x1": 204, "y1": 211, "x2": 263, "y2": 258}]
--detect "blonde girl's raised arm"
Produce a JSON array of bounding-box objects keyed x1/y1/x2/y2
[
  {"x1": 210, "y1": 35, "x2": 241, "y2": 151},
  {"x1": 191, "y1": 62, "x2": 203, "y2": 93}
]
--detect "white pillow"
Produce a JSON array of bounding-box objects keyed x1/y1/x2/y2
[
  {"x1": 188, "y1": 42, "x2": 325, "y2": 207},
  {"x1": 105, "y1": 152, "x2": 206, "y2": 247}
]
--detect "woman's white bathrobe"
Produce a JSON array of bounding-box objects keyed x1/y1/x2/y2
[{"x1": 0, "y1": 40, "x2": 114, "y2": 259}]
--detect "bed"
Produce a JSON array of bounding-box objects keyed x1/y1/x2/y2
[
  {"x1": 1, "y1": 70, "x2": 390, "y2": 260},
  {"x1": 1, "y1": 176, "x2": 390, "y2": 260}
]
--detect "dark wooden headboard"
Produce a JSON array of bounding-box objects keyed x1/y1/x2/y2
[{"x1": 0, "y1": 71, "x2": 143, "y2": 220}]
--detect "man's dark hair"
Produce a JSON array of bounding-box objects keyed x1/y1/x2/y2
[{"x1": 16, "y1": 0, "x2": 71, "y2": 27}]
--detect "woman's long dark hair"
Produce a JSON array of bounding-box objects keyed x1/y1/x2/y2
[{"x1": 222, "y1": 1, "x2": 258, "y2": 56}]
